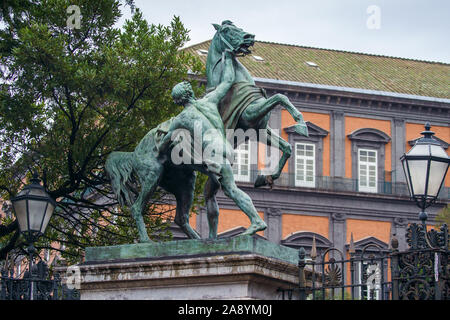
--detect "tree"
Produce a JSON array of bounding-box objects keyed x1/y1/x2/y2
[{"x1": 0, "y1": 0, "x2": 205, "y2": 265}]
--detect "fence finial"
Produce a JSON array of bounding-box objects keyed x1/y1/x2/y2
[
  {"x1": 349, "y1": 233, "x2": 355, "y2": 254},
  {"x1": 311, "y1": 235, "x2": 317, "y2": 261},
  {"x1": 298, "y1": 247, "x2": 306, "y2": 262}
]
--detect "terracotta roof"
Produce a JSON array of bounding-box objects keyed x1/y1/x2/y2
[{"x1": 185, "y1": 40, "x2": 450, "y2": 99}]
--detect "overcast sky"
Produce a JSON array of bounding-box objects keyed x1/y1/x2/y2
[{"x1": 117, "y1": 0, "x2": 449, "y2": 64}]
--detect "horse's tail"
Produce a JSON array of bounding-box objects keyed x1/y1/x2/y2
[{"x1": 105, "y1": 151, "x2": 136, "y2": 206}]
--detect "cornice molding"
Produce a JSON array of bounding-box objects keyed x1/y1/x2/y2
[
  {"x1": 393, "y1": 217, "x2": 408, "y2": 227},
  {"x1": 265, "y1": 207, "x2": 282, "y2": 217},
  {"x1": 281, "y1": 231, "x2": 332, "y2": 248},
  {"x1": 284, "y1": 121, "x2": 329, "y2": 137},
  {"x1": 190, "y1": 75, "x2": 450, "y2": 125},
  {"x1": 255, "y1": 78, "x2": 450, "y2": 108},
  {"x1": 348, "y1": 127, "x2": 391, "y2": 144},
  {"x1": 346, "y1": 236, "x2": 389, "y2": 251},
  {"x1": 190, "y1": 75, "x2": 449, "y2": 120},
  {"x1": 332, "y1": 212, "x2": 347, "y2": 222}
]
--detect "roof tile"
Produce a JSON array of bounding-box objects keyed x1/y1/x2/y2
[{"x1": 185, "y1": 40, "x2": 450, "y2": 99}]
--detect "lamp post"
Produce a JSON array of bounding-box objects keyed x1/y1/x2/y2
[
  {"x1": 400, "y1": 123, "x2": 449, "y2": 224},
  {"x1": 10, "y1": 171, "x2": 56, "y2": 300}
]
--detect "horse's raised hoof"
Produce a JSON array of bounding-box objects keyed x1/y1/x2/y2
[
  {"x1": 293, "y1": 123, "x2": 309, "y2": 137},
  {"x1": 254, "y1": 175, "x2": 266, "y2": 188},
  {"x1": 254, "y1": 175, "x2": 274, "y2": 188},
  {"x1": 267, "y1": 175, "x2": 274, "y2": 189}
]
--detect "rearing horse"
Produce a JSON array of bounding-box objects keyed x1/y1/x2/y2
[
  {"x1": 106, "y1": 51, "x2": 267, "y2": 242},
  {"x1": 203, "y1": 21, "x2": 309, "y2": 238}
]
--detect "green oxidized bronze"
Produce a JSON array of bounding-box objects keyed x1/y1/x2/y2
[
  {"x1": 106, "y1": 50, "x2": 266, "y2": 242},
  {"x1": 106, "y1": 21, "x2": 309, "y2": 242},
  {"x1": 206, "y1": 20, "x2": 308, "y2": 189}
]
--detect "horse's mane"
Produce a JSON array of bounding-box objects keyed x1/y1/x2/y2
[{"x1": 221, "y1": 20, "x2": 234, "y2": 26}]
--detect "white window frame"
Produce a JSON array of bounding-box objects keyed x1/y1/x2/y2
[
  {"x1": 232, "y1": 140, "x2": 251, "y2": 182},
  {"x1": 356, "y1": 261, "x2": 382, "y2": 300},
  {"x1": 294, "y1": 143, "x2": 315, "y2": 188},
  {"x1": 358, "y1": 149, "x2": 377, "y2": 193}
]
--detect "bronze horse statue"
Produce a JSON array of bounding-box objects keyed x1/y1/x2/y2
[
  {"x1": 203, "y1": 20, "x2": 308, "y2": 237},
  {"x1": 207, "y1": 20, "x2": 309, "y2": 184},
  {"x1": 106, "y1": 21, "x2": 308, "y2": 241}
]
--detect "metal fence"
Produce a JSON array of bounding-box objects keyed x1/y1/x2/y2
[
  {"x1": 280, "y1": 223, "x2": 449, "y2": 300},
  {"x1": 0, "y1": 260, "x2": 79, "y2": 300},
  {"x1": 242, "y1": 170, "x2": 450, "y2": 200}
]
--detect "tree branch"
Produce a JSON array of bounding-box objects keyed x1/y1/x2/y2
[
  {"x1": 0, "y1": 230, "x2": 20, "y2": 260},
  {"x1": 0, "y1": 220, "x2": 18, "y2": 237}
]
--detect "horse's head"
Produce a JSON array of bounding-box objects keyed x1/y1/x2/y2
[{"x1": 212, "y1": 20, "x2": 255, "y2": 56}]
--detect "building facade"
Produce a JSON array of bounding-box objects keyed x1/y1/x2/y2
[
  {"x1": 1, "y1": 41, "x2": 449, "y2": 279},
  {"x1": 183, "y1": 40, "x2": 450, "y2": 257}
]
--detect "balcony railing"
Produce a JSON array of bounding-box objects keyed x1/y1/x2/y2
[{"x1": 236, "y1": 170, "x2": 450, "y2": 201}]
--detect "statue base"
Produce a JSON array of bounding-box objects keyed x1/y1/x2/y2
[{"x1": 77, "y1": 236, "x2": 301, "y2": 300}]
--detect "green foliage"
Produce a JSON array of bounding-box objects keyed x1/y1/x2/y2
[
  {"x1": 435, "y1": 204, "x2": 450, "y2": 227},
  {"x1": 0, "y1": 0, "x2": 205, "y2": 265}
]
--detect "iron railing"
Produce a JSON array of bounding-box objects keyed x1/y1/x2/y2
[
  {"x1": 237, "y1": 170, "x2": 450, "y2": 200},
  {"x1": 279, "y1": 224, "x2": 449, "y2": 300},
  {"x1": 0, "y1": 260, "x2": 79, "y2": 300}
]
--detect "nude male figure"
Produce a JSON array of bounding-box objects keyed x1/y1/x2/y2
[{"x1": 160, "y1": 50, "x2": 266, "y2": 237}]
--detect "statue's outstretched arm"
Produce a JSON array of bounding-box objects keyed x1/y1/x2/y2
[{"x1": 205, "y1": 50, "x2": 235, "y2": 104}]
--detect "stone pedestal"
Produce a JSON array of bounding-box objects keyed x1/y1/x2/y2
[{"x1": 77, "y1": 236, "x2": 301, "y2": 300}]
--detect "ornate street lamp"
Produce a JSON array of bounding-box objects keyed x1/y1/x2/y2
[
  {"x1": 10, "y1": 171, "x2": 56, "y2": 299},
  {"x1": 11, "y1": 172, "x2": 56, "y2": 243},
  {"x1": 401, "y1": 123, "x2": 449, "y2": 224}
]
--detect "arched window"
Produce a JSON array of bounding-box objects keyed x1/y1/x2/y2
[
  {"x1": 281, "y1": 231, "x2": 332, "y2": 259},
  {"x1": 346, "y1": 236, "x2": 389, "y2": 300}
]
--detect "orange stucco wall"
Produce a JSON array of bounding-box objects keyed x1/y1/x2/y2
[
  {"x1": 405, "y1": 123, "x2": 450, "y2": 187},
  {"x1": 217, "y1": 208, "x2": 264, "y2": 236},
  {"x1": 154, "y1": 204, "x2": 196, "y2": 229},
  {"x1": 258, "y1": 142, "x2": 266, "y2": 170},
  {"x1": 190, "y1": 212, "x2": 197, "y2": 229},
  {"x1": 282, "y1": 214, "x2": 329, "y2": 239},
  {"x1": 345, "y1": 116, "x2": 392, "y2": 179},
  {"x1": 346, "y1": 219, "x2": 391, "y2": 244},
  {"x1": 281, "y1": 110, "x2": 331, "y2": 175},
  {"x1": 346, "y1": 219, "x2": 392, "y2": 286}
]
